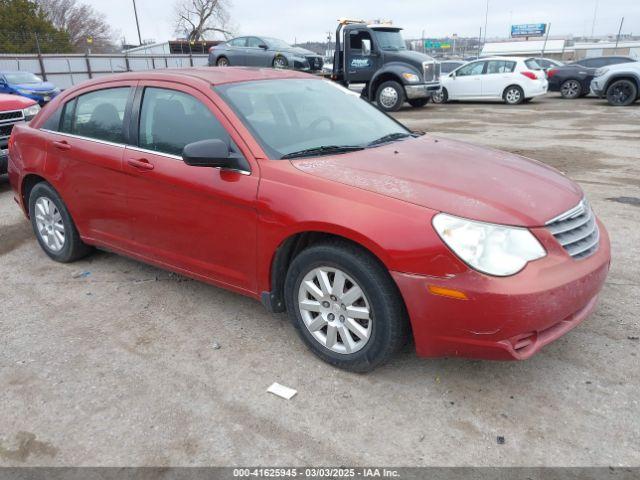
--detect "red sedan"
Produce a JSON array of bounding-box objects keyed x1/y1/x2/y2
[{"x1": 8, "y1": 68, "x2": 610, "y2": 372}]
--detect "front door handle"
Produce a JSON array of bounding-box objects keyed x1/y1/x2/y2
[
  {"x1": 127, "y1": 158, "x2": 154, "y2": 171},
  {"x1": 52, "y1": 140, "x2": 71, "y2": 151}
]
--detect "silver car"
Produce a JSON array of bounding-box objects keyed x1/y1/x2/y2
[
  {"x1": 591, "y1": 60, "x2": 640, "y2": 106},
  {"x1": 209, "y1": 36, "x2": 324, "y2": 72}
]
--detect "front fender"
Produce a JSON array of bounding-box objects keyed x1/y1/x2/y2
[{"x1": 369, "y1": 63, "x2": 423, "y2": 99}]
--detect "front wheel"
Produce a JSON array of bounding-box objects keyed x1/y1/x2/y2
[
  {"x1": 503, "y1": 85, "x2": 524, "y2": 105},
  {"x1": 273, "y1": 56, "x2": 288, "y2": 69},
  {"x1": 375, "y1": 80, "x2": 405, "y2": 112},
  {"x1": 216, "y1": 57, "x2": 229, "y2": 67},
  {"x1": 408, "y1": 97, "x2": 430, "y2": 108},
  {"x1": 28, "y1": 182, "x2": 92, "y2": 263},
  {"x1": 606, "y1": 79, "x2": 638, "y2": 106},
  {"x1": 431, "y1": 89, "x2": 448, "y2": 104},
  {"x1": 284, "y1": 241, "x2": 408, "y2": 372},
  {"x1": 560, "y1": 79, "x2": 582, "y2": 99}
]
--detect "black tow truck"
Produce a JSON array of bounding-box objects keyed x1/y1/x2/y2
[{"x1": 331, "y1": 19, "x2": 441, "y2": 111}]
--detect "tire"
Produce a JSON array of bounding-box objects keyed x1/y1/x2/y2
[
  {"x1": 284, "y1": 240, "x2": 408, "y2": 372},
  {"x1": 273, "y1": 56, "x2": 288, "y2": 69},
  {"x1": 606, "y1": 79, "x2": 638, "y2": 107},
  {"x1": 216, "y1": 57, "x2": 229, "y2": 67},
  {"x1": 375, "y1": 80, "x2": 405, "y2": 112},
  {"x1": 560, "y1": 79, "x2": 582, "y2": 99},
  {"x1": 431, "y1": 88, "x2": 448, "y2": 104},
  {"x1": 28, "y1": 182, "x2": 92, "y2": 263},
  {"x1": 408, "y1": 97, "x2": 430, "y2": 108},
  {"x1": 503, "y1": 85, "x2": 524, "y2": 105}
]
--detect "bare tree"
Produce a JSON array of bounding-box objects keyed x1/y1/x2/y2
[
  {"x1": 37, "y1": 0, "x2": 117, "y2": 52},
  {"x1": 174, "y1": 0, "x2": 232, "y2": 42}
]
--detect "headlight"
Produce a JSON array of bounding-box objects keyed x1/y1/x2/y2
[
  {"x1": 22, "y1": 104, "x2": 41, "y2": 121},
  {"x1": 402, "y1": 72, "x2": 420, "y2": 83},
  {"x1": 594, "y1": 68, "x2": 608, "y2": 77},
  {"x1": 432, "y1": 213, "x2": 546, "y2": 276}
]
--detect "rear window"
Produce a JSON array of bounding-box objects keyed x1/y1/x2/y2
[{"x1": 525, "y1": 59, "x2": 542, "y2": 70}]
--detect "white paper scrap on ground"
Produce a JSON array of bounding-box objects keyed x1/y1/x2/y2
[{"x1": 267, "y1": 382, "x2": 297, "y2": 400}]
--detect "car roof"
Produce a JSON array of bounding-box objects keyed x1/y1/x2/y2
[{"x1": 65, "y1": 67, "x2": 315, "y2": 90}]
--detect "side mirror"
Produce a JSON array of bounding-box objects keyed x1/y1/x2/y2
[
  {"x1": 182, "y1": 139, "x2": 244, "y2": 170},
  {"x1": 450, "y1": 72, "x2": 456, "y2": 79},
  {"x1": 259, "y1": 44, "x2": 268, "y2": 50}
]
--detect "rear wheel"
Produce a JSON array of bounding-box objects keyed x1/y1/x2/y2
[
  {"x1": 216, "y1": 57, "x2": 229, "y2": 67},
  {"x1": 284, "y1": 241, "x2": 408, "y2": 372},
  {"x1": 606, "y1": 79, "x2": 638, "y2": 106},
  {"x1": 28, "y1": 182, "x2": 92, "y2": 263},
  {"x1": 560, "y1": 79, "x2": 582, "y2": 99},
  {"x1": 431, "y1": 88, "x2": 448, "y2": 104},
  {"x1": 376, "y1": 80, "x2": 405, "y2": 112},
  {"x1": 503, "y1": 85, "x2": 524, "y2": 105},
  {"x1": 408, "y1": 97, "x2": 430, "y2": 108}
]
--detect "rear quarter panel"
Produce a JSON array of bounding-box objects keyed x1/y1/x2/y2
[{"x1": 8, "y1": 123, "x2": 48, "y2": 213}]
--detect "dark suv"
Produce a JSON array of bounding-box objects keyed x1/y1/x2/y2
[{"x1": 547, "y1": 56, "x2": 635, "y2": 98}]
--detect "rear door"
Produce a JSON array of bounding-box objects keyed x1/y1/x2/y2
[
  {"x1": 448, "y1": 61, "x2": 485, "y2": 99},
  {"x1": 41, "y1": 83, "x2": 135, "y2": 246},
  {"x1": 481, "y1": 60, "x2": 517, "y2": 98},
  {"x1": 227, "y1": 37, "x2": 248, "y2": 65},
  {"x1": 123, "y1": 82, "x2": 260, "y2": 293}
]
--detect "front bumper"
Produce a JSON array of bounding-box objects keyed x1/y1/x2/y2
[
  {"x1": 392, "y1": 219, "x2": 611, "y2": 360},
  {"x1": 405, "y1": 82, "x2": 441, "y2": 100},
  {"x1": 591, "y1": 78, "x2": 606, "y2": 97}
]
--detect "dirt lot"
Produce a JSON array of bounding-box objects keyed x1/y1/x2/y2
[{"x1": 0, "y1": 95, "x2": 638, "y2": 467}]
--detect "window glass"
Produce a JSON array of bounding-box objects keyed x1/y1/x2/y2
[
  {"x1": 60, "y1": 98, "x2": 76, "y2": 133},
  {"x1": 229, "y1": 37, "x2": 246, "y2": 47},
  {"x1": 524, "y1": 59, "x2": 542, "y2": 70},
  {"x1": 139, "y1": 87, "x2": 230, "y2": 156},
  {"x1": 487, "y1": 60, "x2": 516, "y2": 73},
  {"x1": 215, "y1": 79, "x2": 409, "y2": 159},
  {"x1": 247, "y1": 37, "x2": 263, "y2": 48},
  {"x1": 64, "y1": 88, "x2": 130, "y2": 143},
  {"x1": 457, "y1": 61, "x2": 485, "y2": 76}
]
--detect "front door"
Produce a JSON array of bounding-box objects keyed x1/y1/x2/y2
[
  {"x1": 245, "y1": 37, "x2": 270, "y2": 67},
  {"x1": 447, "y1": 61, "x2": 485, "y2": 99},
  {"x1": 345, "y1": 29, "x2": 378, "y2": 83},
  {"x1": 123, "y1": 82, "x2": 260, "y2": 293}
]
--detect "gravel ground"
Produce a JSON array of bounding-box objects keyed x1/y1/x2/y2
[{"x1": 0, "y1": 94, "x2": 638, "y2": 467}]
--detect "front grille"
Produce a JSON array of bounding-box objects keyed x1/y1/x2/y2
[
  {"x1": 423, "y1": 61, "x2": 440, "y2": 82},
  {"x1": 0, "y1": 110, "x2": 23, "y2": 122},
  {"x1": 546, "y1": 200, "x2": 600, "y2": 259},
  {"x1": 306, "y1": 56, "x2": 323, "y2": 71},
  {"x1": 0, "y1": 123, "x2": 16, "y2": 139}
]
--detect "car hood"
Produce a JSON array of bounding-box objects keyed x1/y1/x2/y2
[
  {"x1": 12, "y1": 82, "x2": 56, "y2": 92},
  {"x1": 0, "y1": 93, "x2": 38, "y2": 109},
  {"x1": 291, "y1": 135, "x2": 583, "y2": 227}
]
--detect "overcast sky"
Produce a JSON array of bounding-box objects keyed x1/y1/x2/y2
[{"x1": 84, "y1": 0, "x2": 639, "y2": 45}]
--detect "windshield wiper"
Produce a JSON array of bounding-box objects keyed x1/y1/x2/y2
[
  {"x1": 367, "y1": 132, "x2": 412, "y2": 147},
  {"x1": 281, "y1": 145, "x2": 364, "y2": 159}
]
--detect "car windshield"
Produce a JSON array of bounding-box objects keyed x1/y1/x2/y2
[
  {"x1": 373, "y1": 30, "x2": 407, "y2": 51},
  {"x1": 215, "y1": 79, "x2": 410, "y2": 159},
  {"x1": 4, "y1": 72, "x2": 42, "y2": 84},
  {"x1": 263, "y1": 37, "x2": 292, "y2": 49}
]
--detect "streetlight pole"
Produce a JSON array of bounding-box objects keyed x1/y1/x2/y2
[
  {"x1": 132, "y1": 0, "x2": 143, "y2": 46},
  {"x1": 591, "y1": 0, "x2": 598, "y2": 38},
  {"x1": 483, "y1": 0, "x2": 489, "y2": 44},
  {"x1": 615, "y1": 17, "x2": 624, "y2": 53}
]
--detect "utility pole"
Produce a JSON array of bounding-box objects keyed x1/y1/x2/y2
[
  {"x1": 591, "y1": 0, "x2": 598, "y2": 38},
  {"x1": 132, "y1": 0, "x2": 143, "y2": 46},
  {"x1": 615, "y1": 17, "x2": 624, "y2": 52},
  {"x1": 483, "y1": 0, "x2": 489, "y2": 44},
  {"x1": 541, "y1": 23, "x2": 551, "y2": 57},
  {"x1": 478, "y1": 27, "x2": 482, "y2": 59},
  {"x1": 422, "y1": 30, "x2": 425, "y2": 54}
]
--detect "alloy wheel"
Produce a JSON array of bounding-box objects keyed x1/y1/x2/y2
[
  {"x1": 505, "y1": 88, "x2": 522, "y2": 104},
  {"x1": 297, "y1": 266, "x2": 372, "y2": 355},
  {"x1": 34, "y1": 196, "x2": 65, "y2": 252},
  {"x1": 561, "y1": 80, "x2": 580, "y2": 98},
  {"x1": 609, "y1": 82, "x2": 633, "y2": 105},
  {"x1": 273, "y1": 57, "x2": 287, "y2": 69},
  {"x1": 217, "y1": 58, "x2": 229, "y2": 67}
]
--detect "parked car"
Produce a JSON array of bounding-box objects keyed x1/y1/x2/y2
[
  {"x1": 8, "y1": 68, "x2": 610, "y2": 372},
  {"x1": 439, "y1": 60, "x2": 466, "y2": 75},
  {"x1": 433, "y1": 57, "x2": 548, "y2": 104},
  {"x1": 591, "y1": 61, "x2": 640, "y2": 106},
  {"x1": 209, "y1": 36, "x2": 323, "y2": 72},
  {"x1": 0, "y1": 93, "x2": 40, "y2": 174},
  {"x1": 547, "y1": 56, "x2": 635, "y2": 99},
  {"x1": 0, "y1": 71, "x2": 60, "y2": 105}
]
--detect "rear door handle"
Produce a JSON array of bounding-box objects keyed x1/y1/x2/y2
[
  {"x1": 52, "y1": 140, "x2": 71, "y2": 151},
  {"x1": 127, "y1": 158, "x2": 154, "y2": 171}
]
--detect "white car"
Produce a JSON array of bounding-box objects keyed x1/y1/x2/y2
[{"x1": 432, "y1": 57, "x2": 548, "y2": 105}]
